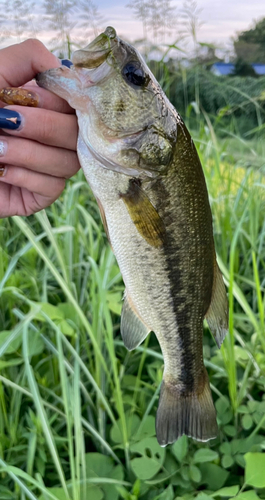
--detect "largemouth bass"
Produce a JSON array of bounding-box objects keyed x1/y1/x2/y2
[{"x1": 36, "y1": 27, "x2": 228, "y2": 446}]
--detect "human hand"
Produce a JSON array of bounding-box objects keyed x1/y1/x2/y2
[{"x1": 0, "y1": 39, "x2": 80, "y2": 218}]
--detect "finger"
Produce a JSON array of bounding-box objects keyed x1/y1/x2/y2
[
  {"x1": 3, "y1": 106, "x2": 78, "y2": 150},
  {"x1": 0, "y1": 136, "x2": 80, "y2": 178},
  {"x1": 0, "y1": 85, "x2": 75, "y2": 114},
  {"x1": 0, "y1": 164, "x2": 65, "y2": 197},
  {"x1": 22, "y1": 84, "x2": 75, "y2": 113},
  {"x1": 0, "y1": 39, "x2": 60, "y2": 89}
]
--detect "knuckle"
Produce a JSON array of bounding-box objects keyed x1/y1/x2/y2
[
  {"x1": 64, "y1": 153, "x2": 80, "y2": 179},
  {"x1": 17, "y1": 167, "x2": 29, "y2": 185},
  {"x1": 47, "y1": 177, "x2": 66, "y2": 198},
  {"x1": 41, "y1": 112, "x2": 56, "y2": 142},
  {"x1": 54, "y1": 178, "x2": 66, "y2": 194},
  {"x1": 21, "y1": 38, "x2": 46, "y2": 54},
  {"x1": 23, "y1": 146, "x2": 36, "y2": 167}
]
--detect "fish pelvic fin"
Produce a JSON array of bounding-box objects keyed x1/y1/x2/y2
[
  {"x1": 120, "y1": 291, "x2": 150, "y2": 351},
  {"x1": 205, "y1": 260, "x2": 229, "y2": 349},
  {"x1": 156, "y1": 372, "x2": 218, "y2": 446}
]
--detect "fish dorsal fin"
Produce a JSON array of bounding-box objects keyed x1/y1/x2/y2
[
  {"x1": 121, "y1": 291, "x2": 150, "y2": 351},
  {"x1": 120, "y1": 179, "x2": 166, "y2": 248},
  {"x1": 205, "y1": 260, "x2": 229, "y2": 348}
]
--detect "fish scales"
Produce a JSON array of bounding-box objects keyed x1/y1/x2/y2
[{"x1": 36, "y1": 26, "x2": 229, "y2": 445}]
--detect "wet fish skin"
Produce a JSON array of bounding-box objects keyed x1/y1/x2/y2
[{"x1": 36, "y1": 26, "x2": 228, "y2": 446}]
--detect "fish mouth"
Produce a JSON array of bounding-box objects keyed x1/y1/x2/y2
[
  {"x1": 36, "y1": 26, "x2": 118, "y2": 106},
  {"x1": 73, "y1": 26, "x2": 117, "y2": 69}
]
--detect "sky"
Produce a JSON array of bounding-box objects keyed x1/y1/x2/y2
[
  {"x1": 96, "y1": 0, "x2": 265, "y2": 48},
  {"x1": 1, "y1": 0, "x2": 265, "y2": 57}
]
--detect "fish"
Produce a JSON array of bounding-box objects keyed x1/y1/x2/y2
[{"x1": 36, "y1": 26, "x2": 229, "y2": 446}]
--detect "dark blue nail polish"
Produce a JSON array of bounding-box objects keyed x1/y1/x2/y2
[
  {"x1": 60, "y1": 59, "x2": 73, "y2": 68},
  {"x1": 0, "y1": 109, "x2": 22, "y2": 130}
]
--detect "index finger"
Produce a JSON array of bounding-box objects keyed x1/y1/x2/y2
[
  {"x1": 0, "y1": 39, "x2": 60, "y2": 88},
  {"x1": 0, "y1": 40, "x2": 74, "y2": 113}
]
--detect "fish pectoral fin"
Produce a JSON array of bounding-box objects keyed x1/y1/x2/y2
[
  {"x1": 120, "y1": 179, "x2": 166, "y2": 248},
  {"x1": 121, "y1": 291, "x2": 150, "y2": 351},
  {"x1": 205, "y1": 260, "x2": 229, "y2": 348}
]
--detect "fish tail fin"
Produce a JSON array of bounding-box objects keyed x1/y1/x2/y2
[{"x1": 156, "y1": 372, "x2": 218, "y2": 446}]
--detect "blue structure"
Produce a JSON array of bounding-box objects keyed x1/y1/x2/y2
[
  {"x1": 211, "y1": 63, "x2": 235, "y2": 76},
  {"x1": 252, "y1": 64, "x2": 265, "y2": 75},
  {"x1": 211, "y1": 62, "x2": 265, "y2": 76}
]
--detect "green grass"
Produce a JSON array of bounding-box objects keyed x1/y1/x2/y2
[{"x1": 1, "y1": 112, "x2": 265, "y2": 499}]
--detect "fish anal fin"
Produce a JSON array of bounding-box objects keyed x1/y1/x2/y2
[
  {"x1": 156, "y1": 370, "x2": 218, "y2": 446},
  {"x1": 121, "y1": 291, "x2": 150, "y2": 351},
  {"x1": 120, "y1": 178, "x2": 166, "y2": 248},
  {"x1": 205, "y1": 260, "x2": 229, "y2": 348}
]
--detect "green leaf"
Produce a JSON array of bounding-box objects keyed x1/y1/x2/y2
[
  {"x1": 58, "y1": 303, "x2": 81, "y2": 327},
  {"x1": 34, "y1": 303, "x2": 64, "y2": 322},
  {"x1": 219, "y1": 410, "x2": 233, "y2": 425},
  {"x1": 131, "y1": 457, "x2": 160, "y2": 481},
  {"x1": 223, "y1": 425, "x2": 236, "y2": 437},
  {"x1": 58, "y1": 320, "x2": 75, "y2": 336},
  {"x1": 0, "y1": 330, "x2": 22, "y2": 354},
  {"x1": 132, "y1": 479, "x2": 141, "y2": 496},
  {"x1": 193, "y1": 448, "x2": 218, "y2": 463},
  {"x1": 107, "y1": 292, "x2": 122, "y2": 315},
  {"x1": 242, "y1": 414, "x2": 253, "y2": 430},
  {"x1": 180, "y1": 465, "x2": 190, "y2": 482},
  {"x1": 40, "y1": 485, "x2": 104, "y2": 500},
  {"x1": 236, "y1": 492, "x2": 259, "y2": 500},
  {"x1": 231, "y1": 439, "x2": 247, "y2": 454},
  {"x1": 85, "y1": 453, "x2": 123, "y2": 500},
  {"x1": 39, "y1": 487, "x2": 69, "y2": 500},
  {"x1": 0, "y1": 359, "x2": 24, "y2": 369},
  {"x1": 212, "y1": 485, "x2": 239, "y2": 497},
  {"x1": 234, "y1": 346, "x2": 249, "y2": 361},
  {"x1": 130, "y1": 437, "x2": 165, "y2": 480},
  {"x1": 219, "y1": 442, "x2": 231, "y2": 455},
  {"x1": 154, "y1": 485, "x2": 174, "y2": 500},
  {"x1": 110, "y1": 414, "x2": 140, "y2": 444},
  {"x1": 195, "y1": 494, "x2": 212, "y2": 500},
  {"x1": 199, "y1": 464, "x2": 229, "y2": 490},
  {"x1": 235, "y1": 454, "x2": 245, "y2": 468},
  {"x1": 245, "y1": 452, "x2": 265, "y2": 488},
  {"x1": 248, "y1": 401, "x2": 259, "y2": 413},
  {"x1": 134, "y1": 416, "x2": 156, "y2": 441},
  {"x1": 237, "y1": 405, "x2": 250, "y2": 414},
  {"x1": 27, "y1": 332, "x2": 44, "y2": 357},
  {"x1": 189, "y1": 465, "x2": 201, "y2": 482},
  {"x1": 0, "y1": 485, "x2": 15, "y2": 499},
  {"x1": 221, "y1": 454, "x2": 234, "y2": 468},
  {"x1": 171, "y1": 435, "x2": 188, "y2": 462},
  {"x1": 216, "y1": 396, "x2": 230, "y2": 415}
]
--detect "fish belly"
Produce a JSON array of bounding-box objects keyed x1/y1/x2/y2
[{"x1": 79, "y1": 147, "x2": 178, "y2": 347}]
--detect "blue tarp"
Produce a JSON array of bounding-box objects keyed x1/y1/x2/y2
[{"x1": 212, "y1": 62, "x2": 265, "y2": 76}]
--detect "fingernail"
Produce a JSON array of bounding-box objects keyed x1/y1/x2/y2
[
  {"x1": 60, "y1": 59, "x2": 73, "y2": 68},
  {"x1": 0, "y1": 166, "x2": 6, "y2": 177},
  {"x1": 0, "y1": 140, "x2": 7, "y2": 156},
  {"x1": 0, "y1": 109, "x2": 22, "y2": 130},
  {"x1": 0, "y1": 87, "x2": 39, "y2": 107}
]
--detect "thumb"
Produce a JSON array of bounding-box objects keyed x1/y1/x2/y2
[{"x1": 0, "y1": 39, "x2": 60, "y2": 89}]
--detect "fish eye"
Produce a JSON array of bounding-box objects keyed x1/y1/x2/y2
[{"x1": 122, "y1": 62, "x2": 146, "y2": 87}]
